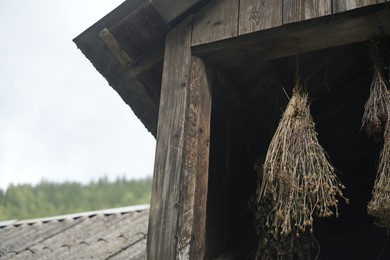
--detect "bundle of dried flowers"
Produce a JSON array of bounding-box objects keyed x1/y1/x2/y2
[
  {"x1": 251, "y1": 188, "x2": 316, "y2": 260},
  {"x1": 362, "y1": 41, "x2": 389, "y2": 137},
  {"x1": 368, "y1": 115, "x2": 390, "y2": 227},
  {"x1": 257, "y1": 83, "x2": 347, "y2": 240}
]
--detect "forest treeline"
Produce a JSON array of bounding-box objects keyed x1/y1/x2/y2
[{"x1": 0, "y1": 176, "x2": 152, "y2": 221}]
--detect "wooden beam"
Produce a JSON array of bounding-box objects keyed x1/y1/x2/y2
[
  {"x1": 147, "y1": 18, "x2": 213, "y2": 259},
  {"x1": 188, "y1": 57, "x2": 212, "y2": 259},
  {"x1": 126, "y1": 41, "x2": 165, "y2": 78},
  {"x1": 176, "y1": 56, "x2": 213, "y2": 259},
  {"x1": 146, "y1": 17, "x2": 193, "y2": 259},
  {"x1": 192, "y1": 3, "x2": 390, "y2": 68},
  {"x1": 99, "y1": 28, "x2": 132, "y2": 66},
  {"x1": 333, "y1": 0, "x2": 385, "y2": 14}
]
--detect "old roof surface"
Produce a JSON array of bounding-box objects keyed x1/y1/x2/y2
[
  {"x1": 73, "y1": 0, "x2": 211, "y2": 137},
  {"x1": 0, "y1": 205, "x2": 149, "y2": 259}
]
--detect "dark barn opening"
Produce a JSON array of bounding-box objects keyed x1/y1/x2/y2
[{"x1": 206, "y1": 39, "x2": 390, "y2": 259}]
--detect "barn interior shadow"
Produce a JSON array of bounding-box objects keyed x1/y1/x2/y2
[{"x1": 205, "y1": 38, "x2": 390, "y2": 259}]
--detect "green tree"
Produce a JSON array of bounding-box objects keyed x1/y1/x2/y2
[{"x1": 0, "y1": 176, "x2": 152, "y2": 221}]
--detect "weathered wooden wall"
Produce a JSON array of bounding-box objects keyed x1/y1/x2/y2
[
  {"x1": 147, "y1": 17, "x2": 192, "y2": 260},
  {"x1": 146, "y1": 0, "x2": 389, "y2": 259},
  {"x1": 333, "y1": 0, "x2": 385, "y2": 13},
  {"x1": 193, "y1": 2, "x2": 390, "y2": 68},
  {"x1": 147, "y1": 17, "x2": 213, "y2": 259},
  {"x1": 192, "y1": 0, "x2": 387, "y2": 46},
  {"x1": 192, "y1": 0, "x2": 239, "y2": 45}
]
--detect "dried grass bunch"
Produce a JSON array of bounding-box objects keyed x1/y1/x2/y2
[
  {"x1": 257, "y1": 83, "x2": 347, "y2": 240},
  {"x1": 361, "y1": 41, "x2": 389, "y2": 137},
  {"x1": 251, "y1": 188, "x2": 317, "y2": 260},
  {"x1": 364, "y1": 40, "x2": 390, "y2": 227},
  {"x1": 368, "y1": 117, "x2": 390, "y2": 227}
]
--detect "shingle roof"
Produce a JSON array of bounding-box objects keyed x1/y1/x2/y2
[{"x1": 0, "y1": 205, "x2": 149, "y2": 259}]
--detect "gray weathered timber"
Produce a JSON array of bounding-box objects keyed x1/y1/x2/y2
[
  {"x1": 126, "y1": 41, "x2": 165, "y2": 78},
  {"x1": 175, "y1": 56, "x2": 212, "y2": 259},
  {"x1": 146, "y1": 17, "x2": 193, "y2": 260},
  {"x1": 109, "y1": 1, "x2": 170, "y2": 60},
  {"x1": 239, "y1": 0, "x2": 283, "y2": 35},
  {"x1": 188, "y1": 57, "x2": 212, "y2": 259},
  {"x1": 333, "y1": 0, "x2": 385, "y2": 13},
  {"x1": 192, "y1": 0, "x2": 239, "y2": 46},
  {"x1": 193, "y1": 4, "x2": 390, "y2": 68},
  {"x1": 99, "y1": 28, "x2": 132, "y2": 66},
  {"x1": 283, "y1": 0, "x2": 331, "y2": 24}
]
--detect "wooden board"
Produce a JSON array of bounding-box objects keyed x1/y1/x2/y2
[
  {"x1": 283, "y1": 0, "x2": 331, "y2": 24},
  {"x1": 192, "y1": 0, "x2": 240, "y2": 46},
  {"x1": 146, "y1": 17, "x2": 193, "y2": 260},
  {"x1": 333, "y1": 0, "x2": 385, "y2": 13},
  {"x1": 99, "y1": 28, "x2": 132, "y2": 66},
  {"x1": 239, "y1": 0, "x2": 283, "y2": 35},
  {"x1": 109, "y1": 1, "x2": 170, "y2": 59},
  {"x1": 192, "y1": 5, "x2": 390, "y2": 68},
  {"x1": 188, "y1": 57, "x2": 212, "y2": 259},
  {"x1": 176, "y1": 57, "x2": 213, "y2": 259},
  {"x1": 147, "y1": 18, "x2": 213, "y2": 259}
]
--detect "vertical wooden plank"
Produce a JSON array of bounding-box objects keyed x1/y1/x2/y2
[
  {"x1": 192, "y1": 0, "x2": 240, "y2": 46},
  {"x1": 333, "y1": 0, "x2": 385, "y2": 13},
  {"x1": 283, "y1": 0, "x2": 331, "y2": 24},
  {"x1": 176, "y1": 57, "x2": 213, "y2": 259},
  {"x1": 239, "y1": 0, "x2": 283, "y2": 35},
  {"x1": 146, "y1": 17, "x2": 192, "y2": 260},
  {"x1": 188, "y1": 57, "x2": 212, "y2": 259}
]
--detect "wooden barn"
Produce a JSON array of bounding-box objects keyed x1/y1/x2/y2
[{"x1": 74, "y1": 0, "x2": 390, "y2": 259}]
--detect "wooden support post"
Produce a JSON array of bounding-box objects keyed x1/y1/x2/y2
[
  {"x1": 147, "y1": 17, "x2": 213, "y2": 259},
  {"x1": 187, "y1": 57, "x2": 212, "y2": 259}
]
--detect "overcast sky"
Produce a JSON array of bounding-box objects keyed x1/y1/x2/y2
[{"x1": 0, "y1": 0, "x2": 156, "y2": 190}]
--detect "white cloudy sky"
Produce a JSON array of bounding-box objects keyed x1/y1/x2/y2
[{"x1": 0, "y1": 0, "x2": 156, "y2": 190}]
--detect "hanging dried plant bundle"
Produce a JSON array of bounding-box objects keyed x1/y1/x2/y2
[
  {"x1": 368, "y1": 116, "x2": 390, "y2": 228},
  {"x1": 362, "y1": 41, "x2": 389, "y2": 137},
  {"x1": 251, "y1": 191, "x2": 317, "y2": 260},
  {"x1": 257, "y1": 84, "x2": 347, "y2": 238}
]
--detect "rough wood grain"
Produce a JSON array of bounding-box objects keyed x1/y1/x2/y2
[
  {"x1": 126, "y1": 41, "x2": 165, "y2": 78},
  {"x1": 175, "y1": 57, "x2": 213, "y2": 260},
  {"x1": 239, "y1": 0, "x2": 283, "y2": 35},
  {"x1": 188, "y1": 57, "x2": 212, "y2": 259},
  {"x1": 192, "y1": 0, "x2": 240, "y2": 46},
  {"x1": 283, "y1": 0, "x2": 331, "y2": 24},
  {"x1": 110, "y1": 1, "x2": 170, "y2": 59},
  {"x1": 146, "y1": 17, "x2": 192, "y2": 260},
  {"x1": 193, "y1": 4, "x2": 390, "y2": 68},
  {"x1": 99, "y1": 28, "x2": 132, "y2": 66},
  {"x1": 333, "y1": 0, "x2": 385, "y2": 13}
]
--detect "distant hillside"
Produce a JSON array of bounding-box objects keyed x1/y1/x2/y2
[{"x1": 0, "y1": 177, "x2": 152, "y2": 221}]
